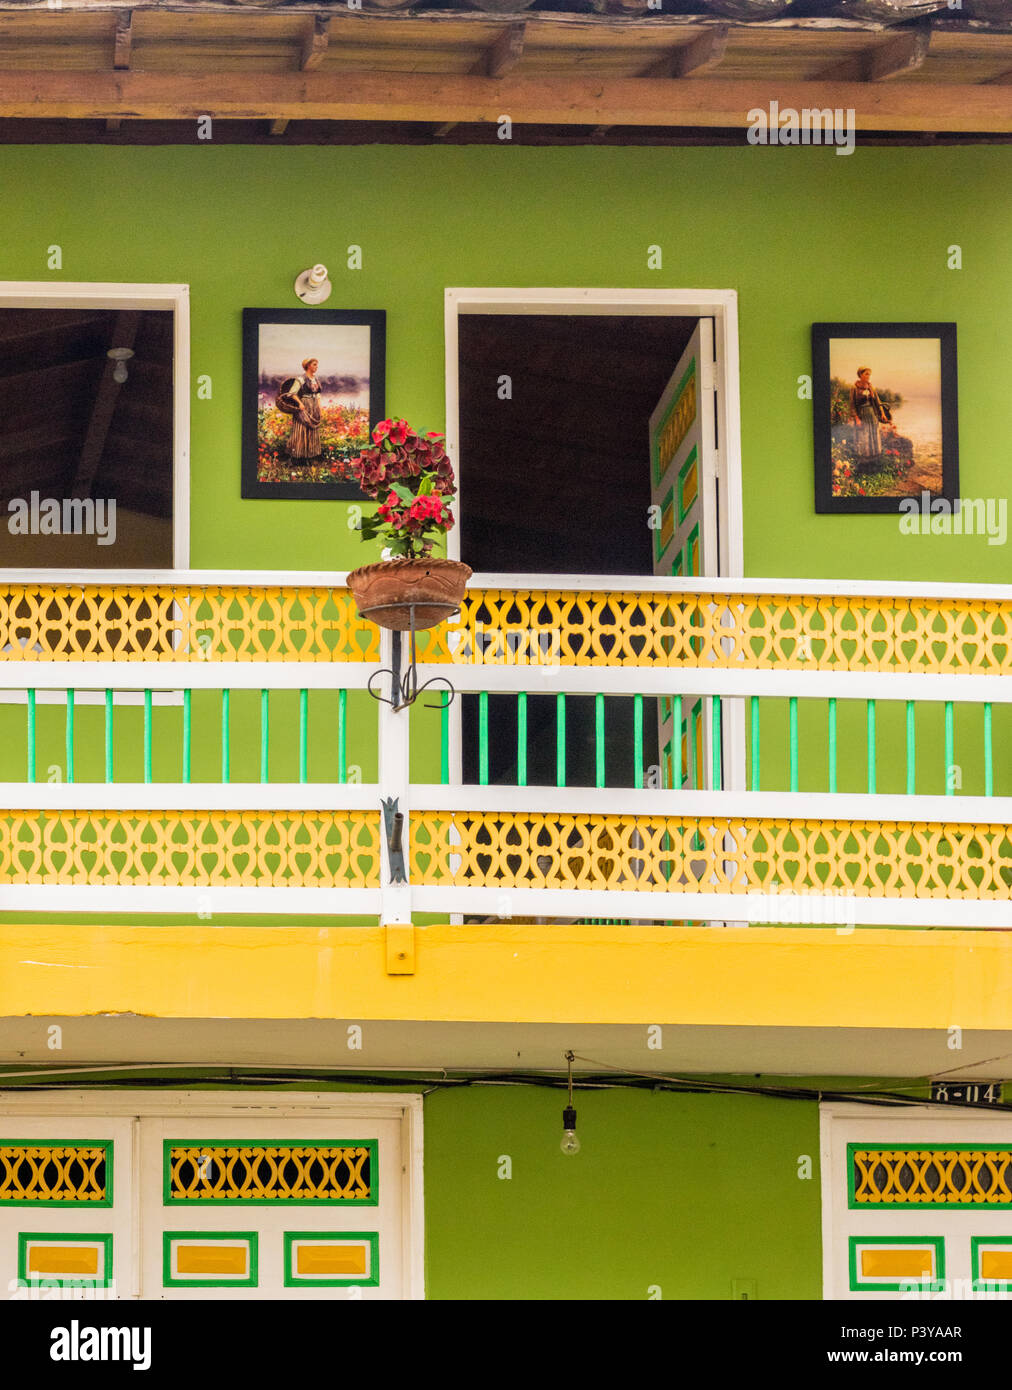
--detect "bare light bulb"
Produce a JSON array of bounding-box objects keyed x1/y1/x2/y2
[
  {"x1": 107, "y1": 347, "x2": 134, "y2": 384},
  {"x1": 561, "y1": 1104, "x2": 580, "y2": 1156}
]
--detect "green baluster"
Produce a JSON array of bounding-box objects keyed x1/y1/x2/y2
[
  {"x1": 479, "y1": 690, "x2": 489, "y2": 786},
  {"x1": 828, "y1": 698, "x2": 837, "y2": 794},
  {"x1": 221, "y1": 689, "x2": 230, "y2": 784},
  {"x1": 906, "y1": 700, "x2": 915, "y2": 796},
  {"x1": 750, "y1": 696, "x2": 760, "y2": 793},
  {"x1": 595, "y1": 693, "x2": 605, "y2": 789},
  {"x1": 66, "y1": 689, "x2": 75, "y2": 784},
  {"x1": 299, "y1": 689, "x2": 308, "y2": 784},
  {"x1": 866, "y1": 699, "x2": 876, "y2": 795},
  {"x1": 984, "y1": 703, "x2": 993, "y2": 797},
  {"x1": 144, "y1": 689, "x2": 153, "y2": 784},
  {"x1": 182, "y1": 688, "x2": 191, "y2": 785},
  {"x1": 261, "y1": 689, "x2": 270, "y2": 784},
  {"x1": 713, "y1": 695, "x2": 722, "y2": 791},
  {"x1": 338, "y1": 688, "x2": 347, "y2": 784},
  {"x1": 27, "y1": 688, "x2": 36, "y2": 783},
  {"x1": 517, "y1": 692, "x2": 528, "y2": 789},
  {"x1": 789, "y1": 696, "x2": 798, "y2": 793},
  {"x1": 105, "y1": 690, "x2": 114, "y2": 783},
  {"x1": 556, "y1": 693, "x2": 566, "y2": 788},
  {"x1": 945, "y1": 701, "x2": 954, "y2": 795},
  {"x1": 672, "y1": 695, "x2": 682, "y2": 788},
  {"x1": 633, "y1": 694, "x2": 643, "y2": 790}
]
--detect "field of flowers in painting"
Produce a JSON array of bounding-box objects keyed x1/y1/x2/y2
[{"x1": 257, "y1": 396, "x2": 370, "y2": 484}]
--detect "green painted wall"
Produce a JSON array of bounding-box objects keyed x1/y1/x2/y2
[
  {"x1": 0, "y1": 143, "x2": 1008, "y2": 582},
  {"x1": 0, "y1": 143, "x2": 1007, "y2": 901},
  {"x1": 423, "y1": 1084, "x2": 822, "y2": 1300}
]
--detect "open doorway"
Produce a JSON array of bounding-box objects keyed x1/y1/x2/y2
[
  {"x1": 445, "y1": 287, "x2": 744, "y2": 795},
  {"x1": 456, "y1": 312, "x2": 696, "y2": 787}
]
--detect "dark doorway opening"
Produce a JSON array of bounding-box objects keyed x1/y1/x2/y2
[{"x1": 457, "y1": 312, "x2": 697, "y2": 787}]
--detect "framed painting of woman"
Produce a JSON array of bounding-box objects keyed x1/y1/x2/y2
[
  {"x1": 812, "y1": 322, "x2": 958, "y2": 515},
  {"x1": 241, "y1": 308, "x2": 386, "y2": 500}
]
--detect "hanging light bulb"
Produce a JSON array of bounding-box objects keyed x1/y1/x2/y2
[
  {"x1": 561, "y1": 1050, "x2": 580, "y2": 1155},
  {"x1": 107, "y1": 346, "x2": 134, "y2": 384}
]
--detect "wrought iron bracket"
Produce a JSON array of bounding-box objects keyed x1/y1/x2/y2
[
  {"x1": 382, "y1": 796, "x2": 407, "y2": 884},
  {"x1": 364, "y1": 601, "x2": 458, "y2": 712}
]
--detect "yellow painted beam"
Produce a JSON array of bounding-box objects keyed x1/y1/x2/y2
[{"x1": 2, "y1": 924, "x2": 1012, "y2": 1031}]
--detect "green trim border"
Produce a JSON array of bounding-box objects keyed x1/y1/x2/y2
[
  {"x1": 0, "y1": 1139, "x2": 113, "y2": 1208},
  {"x1": 283, "y1": 1230, "x2": 380, "y2": 1288},
  {"x1": 848, "y1": 1235, "x2": 945, "y2": 1294},
  {"x1": 971, "y1": 1235, "x2": 1012, "y2": 1292},
  {"x1": 848, "y1": 1142, "x2": 1012, "y2": 1210},
  {"x1": 17, "y1": 1231, "x2": 113, "y2": 1288},
  {"x1": 676, "y1": 445, "x2": 699, "y2": 525},
  {"x1": 684, "y1": 521, "x2": 700, "y2": 578},
  {"x1": 163, "y1": 1139, "x2": 378, "y2": 1206},
  {"x1": 653, "y1": 487, "x2": 674, "y2": 564},
  {"x1": 163, "y1": 1230, "x2": 258, "y2": 1288}
]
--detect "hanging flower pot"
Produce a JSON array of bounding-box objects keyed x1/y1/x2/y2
[
  {"x1": 343, "y1": 418, "x2": 470, "y2": 631},
  {"x1": 347, "y1": 556, "x2": 472, "y2": 631}
]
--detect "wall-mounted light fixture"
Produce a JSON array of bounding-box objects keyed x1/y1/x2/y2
[
  {"x1": 107, "y1": 346, "x2": 135, "y2": 384},
  {"x1": 561, "y1": 1050, "x2": 580, "y2": 1156},
  {"x1": 294, "y1": 263, "x2": 332, "y2": 305}
]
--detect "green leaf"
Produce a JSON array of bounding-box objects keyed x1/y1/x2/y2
[
  {"x1": 417, "y1": 474, "x2": 434, "y2": 496},
  {"x1": 391, "y1": 482, "x2": 415, "y2": 504}
]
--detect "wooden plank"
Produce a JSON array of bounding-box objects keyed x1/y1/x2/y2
[
  {"x1": 814, "y1": 22, "x2": 932, "y2": 83},
  {"x1": 486, "y1": 19, "x2": 525, "y2": 77},
  {"x1": 436, "y1": 20, "x2": 524, "y2": 134},
  {"x1": 640, "y1": 22, "x2": 729, "y2": 79},
  {"x1": 114, "y1": 10, "x2": 132, "y2": 70},
  {"x1": 301, "y1": 13, "x2": 329, "y2": 70},
  {"x1": 269, "y1": 14, "x2": 329, "y2": 133},
  {"x1": 0, "y1": 70, "x2": 1007, "y2": 131}
]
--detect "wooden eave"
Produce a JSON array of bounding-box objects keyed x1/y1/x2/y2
[{"x1": 0, "y1": 5, "x2": 1008, "y2": 144}]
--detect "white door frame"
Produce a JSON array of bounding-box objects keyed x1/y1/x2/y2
[
  {"x1": 0, "y1": 1089, "x2": 425, "y2": 1300},
  {"x1": 443, "y1": 286, "x2": 743, "y2": 579},
  {"x1": 0, "y1": 281, "x2": 190, "y2": 570}
]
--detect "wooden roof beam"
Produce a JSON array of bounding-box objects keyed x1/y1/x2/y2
[
  {"x1": 7, "y1": 71, "x2": 1010, "y2": 133},
  {"x1": 106, "y1": 11, "x2": 131, "y2": 132},
  {"x1": 640, "y1": 23, "x2": 730, "y2": 80},
  {"x1": 436, "y1": 22, "x2": 525, "y2": 139},
  {"x1": 815, "y1": 21, "x2": 932, "y2": 83},
  {"x1": 271, "y1": 15, "x2": 330, "y2": 137},
  {"x1": 593, "y1": 22, "x2": 729, "y2": 137}
]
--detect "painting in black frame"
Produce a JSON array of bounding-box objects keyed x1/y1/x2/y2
[
  {"x1": 813, "y1": 322, "x2": 958, "y2": 515},
  {"x1": 241, "y1": 308, "x2": 386, "y2": 500}
]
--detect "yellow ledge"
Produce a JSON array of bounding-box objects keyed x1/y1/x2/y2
[{"x1": 2, "y1": 924, "x2": 1012, "y2": 1030}]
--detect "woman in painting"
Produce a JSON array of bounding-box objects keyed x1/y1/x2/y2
[
  {"x1": 280, "y1": 356, "x2": 323, "y2": 464},
  {"x1": 849, "y1": 366, "x2": 891, "y2": 467}
]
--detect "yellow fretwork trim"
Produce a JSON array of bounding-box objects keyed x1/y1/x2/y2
[
  {"x1": 0, "y1": 809, "x2": 381, "y2": 889},
  {"x1": 410, "y1": 810, "x2": 1012, "y2": 901},
  {"x1": 2, "y1": 925, "x2": 1012, "y2": 1031},
  {"x1": 1, "y1": 583, "x2": 1008, "y2": 675}
]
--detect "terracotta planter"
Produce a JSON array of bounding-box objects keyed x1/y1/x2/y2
[{"x1": 347, "y1": 557, "x2": 472, "y2": 631}]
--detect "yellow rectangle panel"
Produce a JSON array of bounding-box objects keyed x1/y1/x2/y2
[
  {"x1": 980, "y1": 1250, "x2": 1012, "y2": 1280},
  {"x1": 176, "y1": 1243, "x2": 248, "y2": 1275},
  {"x1": 296, "y1": 1243, "x2": 367, "y2": 1276},
  {"x1": 861, "y1": 1248, "x2": 934, "y2": 1279},
  {"x1": 679, "y1": 459, "x2": 698, "y2": 515},
  {"x1": 28, "y1": 1245, "x2": 99, "y2": 1276}
]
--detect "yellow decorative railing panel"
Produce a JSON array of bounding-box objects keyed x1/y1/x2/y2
[
  {"x1": 166, "y1": 1143, "x2": 374, "y2": 1203},
  {"x1": 852, "y1": 1148, "x2": 1012, "y2": 1206},
  {"x1": 0, "y1": 1144, "x2": 109, "y2": 1204},
  {"x1": 0, "y1": 810, "x2": 381, "y2": 888},
  {"x1": 410, "y1": 810, "x2": 1012, "y2": 901}
]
